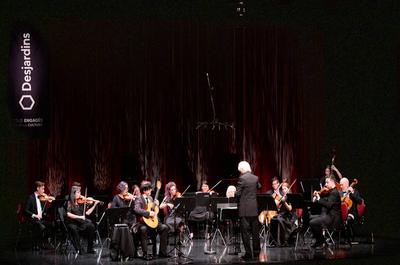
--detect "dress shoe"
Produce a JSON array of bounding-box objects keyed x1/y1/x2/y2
[
  {"x1": 86, "y1": 248, "x2": 96, "y2": 254},
  {"x1": 240, "y1": 254, "x2": 252, "y2": 261},
  {"x1": 142, "y1": 254, "x2": 152, "y2": 261},
  {"x1": 311, "y1": 239, "x2": 325, "y2": 249},
  {"x1": 157, "y1": 253, "x2": 171, "y2": 258}
]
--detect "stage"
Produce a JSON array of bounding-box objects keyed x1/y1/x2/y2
[{"x1": 6, "y1": 236, "x2": 399, "y2": 265}]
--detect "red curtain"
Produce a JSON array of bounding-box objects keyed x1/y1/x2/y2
[{"x1": 28, "y1": 21, "x2": 324, "y2": 197}]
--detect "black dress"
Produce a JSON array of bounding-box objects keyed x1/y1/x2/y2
[{"x1": 270, "y1": 197, "x2": 296, "y2": 246}]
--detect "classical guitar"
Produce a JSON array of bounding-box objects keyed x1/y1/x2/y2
[{"x1": 142, "y1": 179, "x2": 161, "y2": 228}]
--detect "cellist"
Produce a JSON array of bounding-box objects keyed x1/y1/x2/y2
[{"x1": 339, "y1": 177, "x2": 363, "y2": 242}]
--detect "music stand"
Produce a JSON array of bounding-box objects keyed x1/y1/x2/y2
[
  {"x1": 286, "y1": 193, "x2": 310, "y2": 250},
  {"x1": 168, "y1": 199, "x2": 193, "y2": 264},
  {"x1": 256, "y1": 194, "x2": 278, "y2": 247},
  {"x1": 96, "y1": 207, "x2": 130, "y2": 263},
  {"x1": 50, "y1": 199, "x2": 67, "y2": 250},
  {"x1": 300, "y1": 179, "x2": 320, "y2": 201}
]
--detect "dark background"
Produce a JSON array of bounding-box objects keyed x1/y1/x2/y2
[{"x1": 1, "y1": 1, "x2": 399, "y2": 264}]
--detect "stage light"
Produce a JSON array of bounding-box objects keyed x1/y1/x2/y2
[{"x1": 236, "y1": 1, "x2": 246, "y2": 17}]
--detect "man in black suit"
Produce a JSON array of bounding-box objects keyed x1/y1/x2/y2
[
  {"x1": 339, "y1": 177, "x2": 364, "y2": 242},
  {"x1": 133, "y1": 182, "x2": 169, "y2": 260},
  {"x1": 310, "y1": 175, "x2": 341, "y2": 248},
  {"x1": 235, "y1": 161, "x2": 261, "y2": 260},
  {"x1": 25, "y1": 181, "x2": 53, "y2": 250}
]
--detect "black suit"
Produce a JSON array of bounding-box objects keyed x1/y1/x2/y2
[
  {"x1": 341, "y1": 189, "x2": 363, "y2": 240},
  {"x1": 133, "y1": 195, "x2": 169, "y2": 257},
  {"x1": 25, "y1": 193, "x2": 53, "y2": 246},
  {"x1": 309, "y1": 188, "x2": 341, "y2": 244},
  {"x1": 235, "y1": 172, "x2": 261, "y2": 258}
]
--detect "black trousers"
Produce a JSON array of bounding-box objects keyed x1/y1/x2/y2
[
  {"x1": 137, "y1": 223, "x2": 169, "y2": 256},
  {"x1": 29, "y1": 218, "x2": 53, "y2": 246},
  {"x1": 309, "y1": 214, "x2": 332, "y2": 242},
  {"x1": 67, "y1": 220, "x2": 95, "y2": 251},
  {"x1": 240, "y1": 216, "x2": 260, "y2": 257}
]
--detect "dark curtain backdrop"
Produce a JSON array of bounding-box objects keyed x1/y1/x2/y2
[{"x1": 28, "y1": 20, "x2": 324, "y2": 197}]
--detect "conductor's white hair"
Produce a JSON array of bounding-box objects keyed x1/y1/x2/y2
[{"x1": 238, "y1": 161, "x2": 252, "y2": 173}]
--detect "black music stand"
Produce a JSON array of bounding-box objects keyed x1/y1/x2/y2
[
  {"x1": 50, "y1": 199, "x2": 67, "y2": 251},
  {"x1": 168, "y1": 200, "x2": 193, "y2": 264},
  {"x1": 300, "y1": 179, "x2": 320, "y2": 201},
  {"x1": 96, "y1": 207, "x2": 130, "y2": 262},
  {"x1": 257, "y1": 194, "x2": 278, "y2": 247}
]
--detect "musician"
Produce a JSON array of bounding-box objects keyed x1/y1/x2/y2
[
  {"x1": 111, "y1": 181, "x2": 137, "y2": 225},
  {"x1": 270, "y1": 182, "x2": 296, "y2": 247},
  {"x1": 319, "y1": 165, "x2": 343, "y2": 187},
  {"x1": 310, "y1": 176, "x2": 341, "y2": 248},
  {"x1": 132, "y1": 184, "x2": 140, "y2": 197},
  {"x1": 160, "y1": 181, "x2": 185, "y2": 243},
  {"x1": 133, "y1": 182, "x2": 170, "y2": 260},
  {"x1": 236, "y1": 161, "x2": 261, "y2": 260},
  {"x1": 339, "y1": 177, "x2": 363, "y2": 241},
  {"x1": 188, "y1": 180, "x2": 215, "y2": 238},
  {"x1": 25, "y1": 181, "x2": 54, "y2": 250},
  {"x1": 266, "y1": 177, "x2": 283, "y2": 197},
  {"x1": 66, "y1": 185, "x2": 99, "y2": 254}
]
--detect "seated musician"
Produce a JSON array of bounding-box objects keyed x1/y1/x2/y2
[
  {"x1": 66, "y1": 185, "x2": 100, "y2": 254},
  {"x1": 160, "y1": 181, "x2": 185, "y2": 243},
  {"x1": 111, "y1": 181, "x2": 137, "y2": 225},
  {"x1": 339, "y1": 177, "x2": 364, "y2": 242},
  {"x1": 188, "y1": 180, "x2": 216, "y2": 238},
  {"x1": 266, "y1": 176, "x2": 283, "y2": 197},
  {"x1": 310, "y1": 176, "x2": 341, "y2": 248},
  {"x1": 133, "y1": 182, "x2": 170, "y2": 260},
  {"x1": 270, "y1": 182, "x2": 296, "y2": 246},
  {"x1": 25, "y1": 181, "x2": 54, "y2": 250},
  {"x1": 319, "y1": 165, "x2": 343, "y2": 187}
]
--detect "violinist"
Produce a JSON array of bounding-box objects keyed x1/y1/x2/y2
[
  {"x1": 111, "y1": 181, "x2": 137, "y2": 225},
  {"x1": 269, "y1": 182, "x2": 296, "y2": 247},
  {"x1": 25, "y1": 181, "x2": 54, "y2": 250},
  {"x1": 339, "y1": 177, "x2": 363, "y2": 242},
  {"x1": 160, "y1": 181, "x2": 185, "y2": 243},
  {"x1": 309, "y1": 176, "x2": 341, "y2": 248},
  {"x1": 66, "y1": 185, "x2": 99, "y2": 254}
]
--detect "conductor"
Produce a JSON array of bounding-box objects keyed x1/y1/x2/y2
[{"x1": 235, "y1": 161, "x2": 261, "y2": 260}]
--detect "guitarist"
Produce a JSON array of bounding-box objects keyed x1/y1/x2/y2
[{"x1": 133, "y1": 181, "x2": 170, "y2": 260}]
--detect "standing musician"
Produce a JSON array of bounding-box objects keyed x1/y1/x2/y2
[
  {"x1": 25, "y1": 181, "x2": 54, "y2": 250},
  {"x1": 339, "y1": 177, "x2": 363, "y2": 241},
  {"x1": 269, "y1": 182, "x2": 296, "y2": 246},
  {"x1": 66, "y1": 185, "x2": 100, "y2": 254},
  {"x1": 111, "y1": 181, "x2": 137, "y2": 225},
  {"x1": 320, "y1": 165, "x2": 343, "y2": 187},
  {"x1": 310, "y1": 176, "x2": 341, "y2": 248},
  {"x1": 133, "y1": 181, "x2": 170, "y2": 260},
  {"x1": 160, "y1": 181, "x2": 185, "y2": 243},
  {"x1": 235, "y1": 161, "x2": 261, "y2": 260}
]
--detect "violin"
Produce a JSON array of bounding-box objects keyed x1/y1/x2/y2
[
  {"x1": 120, "y1": 192, "x2": 135, "y2": 201},
  {"x1": 77, "y1": 196, "x2": 104, "y2": 205},
  {"x1": 314, "y1": 187, "x2": 333, "y2": 197},
  {"x1": 38, "y1": 193, "x2": 55, "y2": 202},
  {"x1": 172, "y1": 192, "x2": 182, "y2": 200}
]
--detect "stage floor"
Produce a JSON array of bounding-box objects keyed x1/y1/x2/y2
[{"x1": 5, "y1": 236, "x2": 400, "y2": 265}]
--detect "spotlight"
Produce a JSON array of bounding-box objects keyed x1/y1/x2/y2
[{"x1": 236, "y1": 1, "x2": 246, "y2": 17}]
